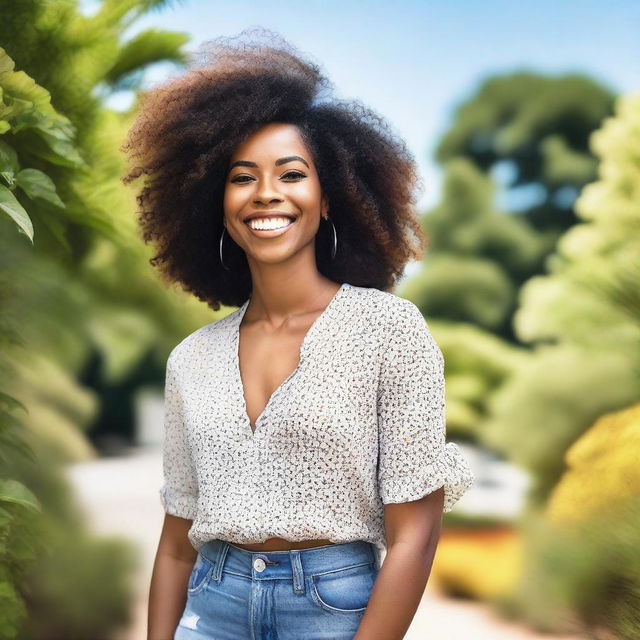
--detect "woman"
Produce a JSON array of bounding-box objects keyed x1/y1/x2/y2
[{"x1": 122, "y1": 27, "x2": 474, "y2": 640}]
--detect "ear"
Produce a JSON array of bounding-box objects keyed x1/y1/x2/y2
[{"x1": 321, "y1": 193, "x2": 329, "y2": 219}]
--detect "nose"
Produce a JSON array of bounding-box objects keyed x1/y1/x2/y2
[{"x1": 253, "y1": 176, "x2": 284, "y2": 205}]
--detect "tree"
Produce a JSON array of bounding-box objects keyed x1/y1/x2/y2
[
  {"x1": 483, "y1": 90, "x2": 640, "y2": 501},
  {"x1": 435, "y1": 72, "x2": 615, "y2": 234}
]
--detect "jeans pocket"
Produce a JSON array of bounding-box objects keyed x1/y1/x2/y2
[
  {"x1": 309, "y1": 561, "x2": 376, "y2": 614},
  {"x1": 187, "y1": 553, "x2": 213, "y2": 595}
]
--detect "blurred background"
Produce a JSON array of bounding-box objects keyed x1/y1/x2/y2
[{"x1": 1, "y1": 1, "x2": 638, "y2": 639}]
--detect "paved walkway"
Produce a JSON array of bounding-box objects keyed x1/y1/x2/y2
[{"x1": 65, "y1": 446, "x2": 584, "y2": 640}]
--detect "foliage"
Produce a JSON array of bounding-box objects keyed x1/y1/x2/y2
[
  {"x1": 401, "y1": 156, "x2": 546, "y2": 338},
  {"x1": 480, "y1": 90, "x2": 640, "y2": 503},
  {"x1": 501, "y1": 500, "x2": 640, "y2": 638},
  {"x1": 1, "y1": 427, "x2": 138, "y2": 640},
  {"x1": 514, "y1": 90, "x2": 640, "y2": 353},
  {"x1": 0, "y1": 478, "x2": 41, "y2": 640},
  {"x1": 482, "y1": 344, "x2": 637, "y2": 500},
  {"x1": 0, "y1": 49, "x2": 86, "y2": 639},
  {"x1": 0, "y1": 1, "x2": 198, "y2": 637},
  {"x1": 404, "y1": 73, "x2": 615, "y2": 346},
  {"x1": 483, "y1": 90, "x2": 640, "y2": 637},
  {"x1": 0, "y1": 46, "x2": 84, "y2": 243},
  {"x1": 546, "y1": 402, "x2": 640, "y2": 526},
  {"x1": 435, "y1": 72, "x2": 614, "y2": 233}
]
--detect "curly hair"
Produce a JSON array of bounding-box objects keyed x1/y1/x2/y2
[{"x1": 121, "y1": 27, "x2": 426, "y2": 310}]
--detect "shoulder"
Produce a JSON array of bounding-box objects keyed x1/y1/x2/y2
[
  {"x1": 346, "y1": 284, "x2": 426, "y2": 330},
  {"x1": 347, "y1": 285, "x2": 443, "y2": 368},
  {"x1": 167, "y1": 305, "x2": 242, "y2": 370}
]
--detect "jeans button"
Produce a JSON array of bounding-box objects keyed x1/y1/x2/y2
[{"x1": 253, "y1": 558, "x2": 266, "y2": 572}]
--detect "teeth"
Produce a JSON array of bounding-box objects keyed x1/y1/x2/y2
[{"x1": 247, "y1": 216, "x2": 293, "y2": 231}]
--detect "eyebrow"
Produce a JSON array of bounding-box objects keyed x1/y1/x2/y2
[{"x1": 228, "y1": 155, "x2": 310, "y2": 171}]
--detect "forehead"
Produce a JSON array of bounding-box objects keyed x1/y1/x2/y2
[{"x1": 229, "y1": 123, "x2": 310, "y2": 161}]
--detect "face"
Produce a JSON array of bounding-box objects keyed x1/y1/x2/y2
[{"x1": 223, "y1": 122, "x2": 328, "y2": 266}]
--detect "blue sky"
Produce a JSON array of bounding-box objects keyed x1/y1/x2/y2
[{"x1": 84, "y1": 0, "x2": 640, "y2": 211}]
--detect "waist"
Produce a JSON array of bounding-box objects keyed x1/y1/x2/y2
[{"x1": 199, "y1": 538, "x2": 378, "y2": 579}]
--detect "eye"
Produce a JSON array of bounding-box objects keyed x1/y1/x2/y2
[
  {"x1": 230, "y1": 174, "x2": 252, "y2": 184},
  {"x1": 282, "y1": 170, "x2": 306, "y2": 180}
]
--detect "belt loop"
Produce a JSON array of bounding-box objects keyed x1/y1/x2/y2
[
  {"x1": 371, "y1": 543, "x2": 381, "y2": 570},
  {"x1": 212, "y1": 540, "x2": 230, "y2": 582},
  {"x1": 290, "y1": 550, "x2": 305, "y2": 594}
]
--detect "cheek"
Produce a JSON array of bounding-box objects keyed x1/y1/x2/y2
[
  {"x1": 223, "y1": 185, "x2": 240, "y2": 212},
  {"x1": 291, "y1": 180, "x2": 322, "y2": 209}
]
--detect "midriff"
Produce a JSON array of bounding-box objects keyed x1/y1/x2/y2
[{"x1": 230, "y1": 537, "x2": 336, "y2": 552}]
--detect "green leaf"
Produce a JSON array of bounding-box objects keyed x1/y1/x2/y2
[
  {"x1": 38, "y1": 208, "x2": 72, "y2": 253},
  {"x1": 12, "y1": 111, "x2": 85, "y2": 167},
  {"x1": 0, "y1": 478, "x2": 41, "y2": 512},
  {"x1": 0, "y1": 47, "x2": 16, "y2": 74},
  {"x1": 15, "y1": 168, "x2": 65, "y2": 208},
  {"x1": 105, "y1": 28, "x2": 189, "y2": 89},
  {"x1": 0, "y1": 184, "x2": 33, "y2": 242},
  {"x1": 0, "y1": 139, "x2": 19, "y2": 174},
  {"x1": 0, "y1": 65, "x2": 56, "y2": 116}
]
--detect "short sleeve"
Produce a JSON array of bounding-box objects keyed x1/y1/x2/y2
[
  {"x1": 159, "y1": 351, "x2": 199, "y2": 520},
  {"x1": 376, "y1": 299, "x2": 474, "y2": 509}
]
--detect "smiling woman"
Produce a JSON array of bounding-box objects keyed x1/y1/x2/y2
[
  {"x1": 121, "y1": 25, "x2": 474, "y2": 640},
  {"x1": 120, "y1": 27, "x2": 425, "y2": 310}
]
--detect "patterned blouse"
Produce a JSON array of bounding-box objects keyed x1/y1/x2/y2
[{"x1": 160, "y1": 282, "x2": 475, "y2": 558}]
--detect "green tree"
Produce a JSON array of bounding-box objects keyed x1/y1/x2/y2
[
  {"x1": 403, "y1": 73, "x2": 616, "y2": 343},
  {"x1": 483, "y1": 89, "x2": 640, "y2": 501},
  {"x1": 0, "y1": 47, "x2": 86, "y2": 639},
  {"x1": 402, "y1": 156, "x2": 546, "y2": 338},
  {"x1": 435, "y1": 72, "x2": 614, "y2": 234}
]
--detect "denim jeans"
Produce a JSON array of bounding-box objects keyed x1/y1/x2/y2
[{"x1": 174, "y1": 538, "x2": 381, "y2": 640}]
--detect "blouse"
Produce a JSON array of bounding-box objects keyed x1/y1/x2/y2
[{"x1": 159, "y1": 281, "x2": 475, "y2": 559}]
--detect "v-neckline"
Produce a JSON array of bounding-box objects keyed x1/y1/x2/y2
[{"x1": 232, "y1": 282, "x2": 349, "y2": 440}]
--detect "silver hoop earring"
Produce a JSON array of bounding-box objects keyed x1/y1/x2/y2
[
  {"x1": 219, "y1": 227, "x2": 230, "y2": 271},
  {"x1": 323, "y1": 216, "x2": 337, "y2": 260}
]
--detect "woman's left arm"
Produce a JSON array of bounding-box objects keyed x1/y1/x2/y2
[{"x1": 354, "y1": 487, "x2": 445, "y2": 640}]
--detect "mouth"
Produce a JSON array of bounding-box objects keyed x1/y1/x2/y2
[{"x1": 243, "y1": 212, "x2": 298, "y2": 236}]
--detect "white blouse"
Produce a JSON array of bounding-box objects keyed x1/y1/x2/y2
[{"x1": 159, "y1": 282, "x2": 475, "y2": 558}]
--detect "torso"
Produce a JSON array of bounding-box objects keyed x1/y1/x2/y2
[{"x1": 233, "y1": 282, "x2": 343, "y2": 552}]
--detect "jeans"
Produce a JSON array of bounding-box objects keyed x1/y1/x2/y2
[{"x1": 174, "y1": 538, "x2": 381, "y2": 640}]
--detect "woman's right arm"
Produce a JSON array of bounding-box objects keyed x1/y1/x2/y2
[
  {"x1": 148, "y1": 513, "x2": 197, "y2": 640},
  {"x1": 150, "y1": 350, "x2": 200, "y2": 638}
]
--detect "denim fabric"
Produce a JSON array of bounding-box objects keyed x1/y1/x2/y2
[{"x1": 174, "y1": 538, "x2": 381, "y2": 640}]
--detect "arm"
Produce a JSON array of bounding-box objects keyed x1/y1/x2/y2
[
  {"x1": 355, "y1": 300, "x2": 474, "y2": 640},
  {"x1": 148, "y1": 514, "x2": 197, "y2": 640},
  {"x1": 354, "y1": 488, "x2": 444, "y2": 640},
  {"x1": 148, "y1": 351, "x2": 200, "y2": 640}
]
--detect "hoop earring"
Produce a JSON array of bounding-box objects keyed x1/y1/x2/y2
[
  {"x1": 219, "y1": 227, "x2": 230, "y2": 271},
  {"x1": 323, "y1": 216, "x2": 337, "y2": 260}
]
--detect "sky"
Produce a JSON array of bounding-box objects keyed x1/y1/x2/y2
[{"x1": 82, "y1": 0, "x2": 640, "y2": 211}]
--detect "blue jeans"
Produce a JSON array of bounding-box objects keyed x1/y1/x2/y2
[{"x1": 174, "y1": 538, "x2": 381, "y2": 640}]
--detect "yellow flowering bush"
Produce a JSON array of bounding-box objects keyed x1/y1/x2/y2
[
  {"x1": 430, "y1": 526, "x2": 523, "y2": 599},
  {"x1": 546, "y1": 402, "x2": 640, "y2": 523}
]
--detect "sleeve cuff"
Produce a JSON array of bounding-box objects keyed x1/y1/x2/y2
[
  {"x1": 378, "y1": 442, "x2": 475, "y2": 510},
  {"x1": 159, "y1": 484, "x2": 198, "y2": 520}
]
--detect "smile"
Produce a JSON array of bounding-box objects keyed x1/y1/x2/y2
[{"x1": 244, "y1": 215, "x2": 297, "y2": 237}]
